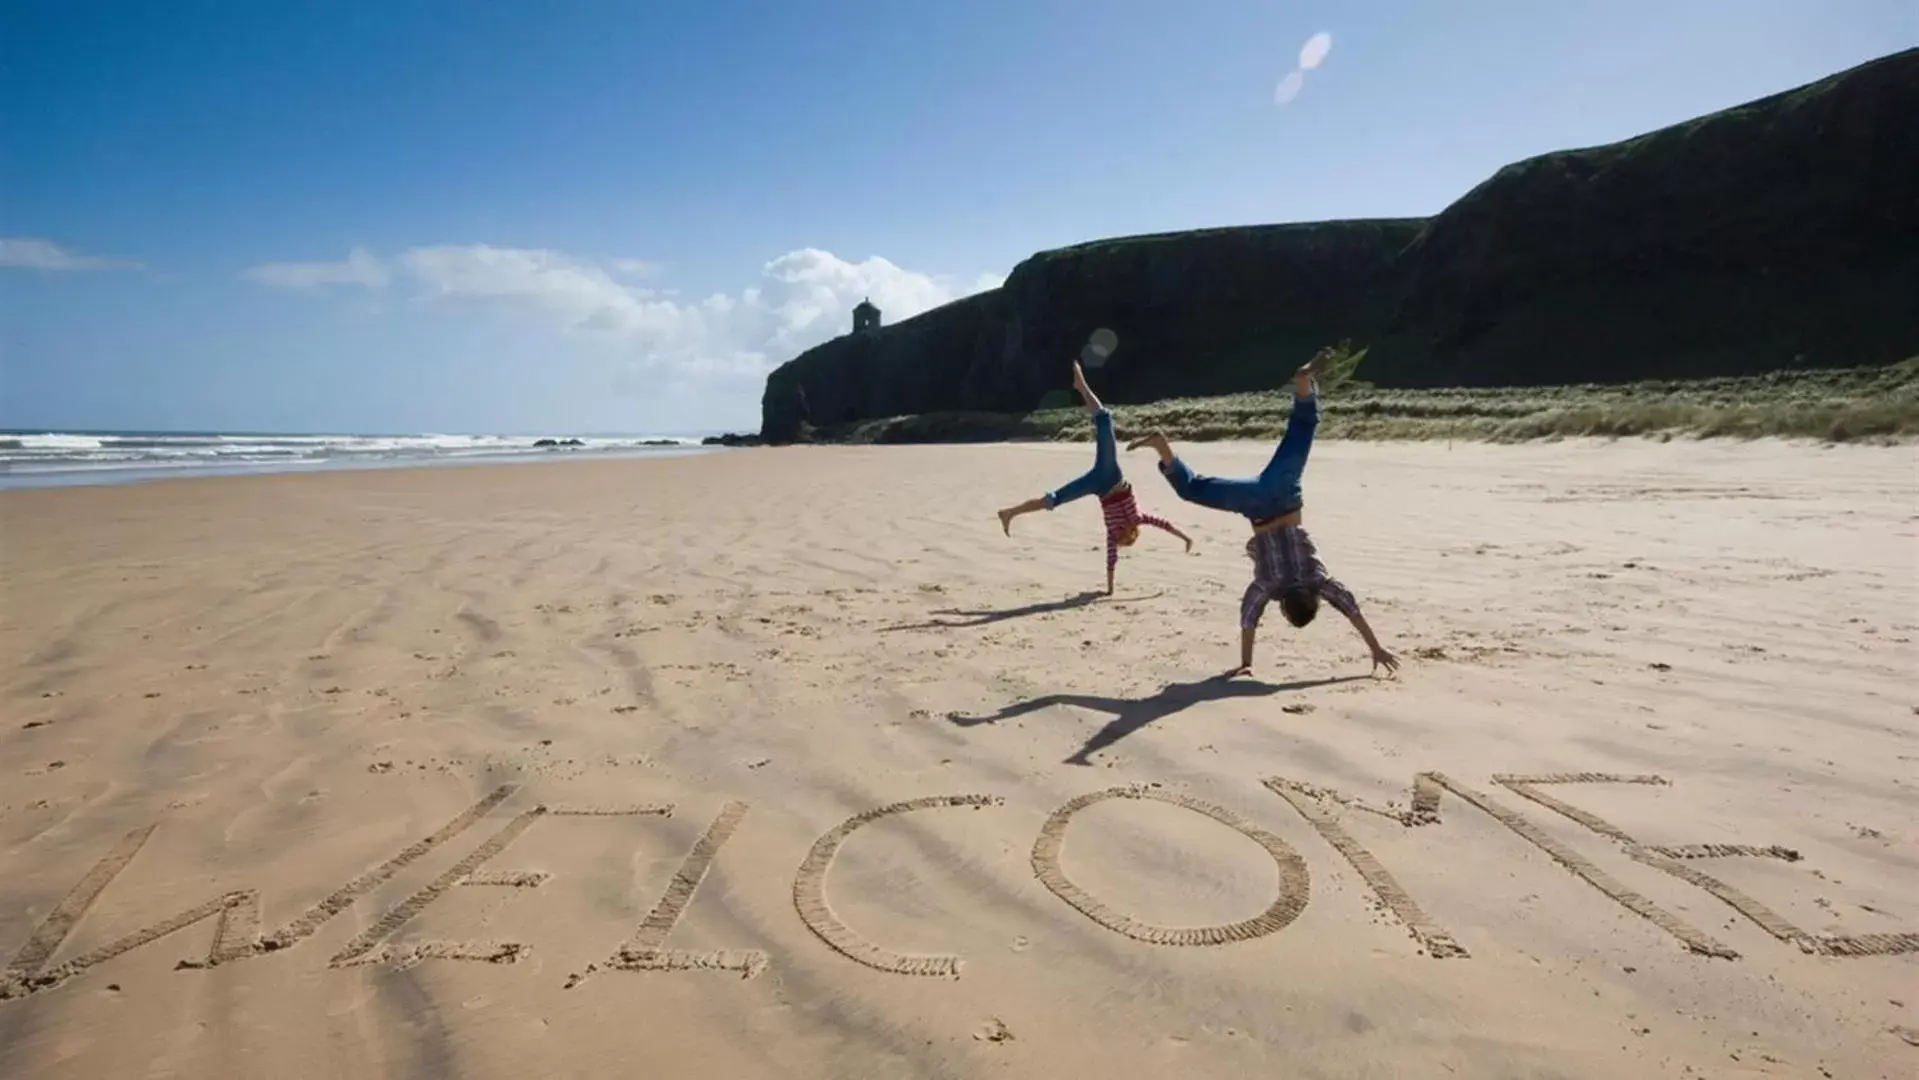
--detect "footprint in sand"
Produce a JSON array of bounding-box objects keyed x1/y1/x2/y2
[{"x1": 974, "y1": 1018, "x2": 1014, "y2": 1043}]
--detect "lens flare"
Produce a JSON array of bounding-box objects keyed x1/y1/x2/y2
[
  {"x1": 1299, "y1": 32, "x2": 1332, "y2": 71},
  {"x1": 1082, "y1": 327, "x2": 1118, "y2": 368},
  {"x1": 1273, "y1": 70, "x2": 1305, "y2": 105}
]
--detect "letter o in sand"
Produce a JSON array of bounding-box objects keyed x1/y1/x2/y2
[{"x1": 1032, "y1": 785, "x2": 1310, "y2": 946}]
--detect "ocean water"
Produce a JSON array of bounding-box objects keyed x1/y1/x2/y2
[{"x1": 0, "y1": 430, "x2": 726, "y2": 490}]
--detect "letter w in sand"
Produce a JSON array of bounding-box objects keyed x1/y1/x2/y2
[{"x1": 0, "y1": 786, "x2": 515, "y2": 1001}]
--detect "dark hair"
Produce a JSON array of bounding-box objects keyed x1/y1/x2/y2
[{"x1": 1279, "y1": 588, "x2": 1320, "y2": 628}]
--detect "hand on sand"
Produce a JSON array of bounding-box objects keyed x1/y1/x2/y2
[{"x1": 1370, "y1": 645, "x2": 1401, "y2": 677}]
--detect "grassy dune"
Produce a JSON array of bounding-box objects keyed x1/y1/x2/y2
[{"x1": 813, "y1": 358, "x2": 1919, "y2": 446}]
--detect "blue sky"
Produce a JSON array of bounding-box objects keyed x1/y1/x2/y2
[{"x1": 3, "y1": 1, "x2": 1913, "y2": 435}]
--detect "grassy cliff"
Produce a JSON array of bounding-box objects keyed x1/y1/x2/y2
[
  {"x1": 814, "y1": 359, "x2": 1919, "y2": 447},
  {"x1": 760, "y1": 219, "x2": 1420, "y2": 443},
  {"x1": 761, "y1": 48, "x2": 1919, "y2": 444},
  {"x1": 1362, "y1": 45, "x2": 1919, "y2": 387}
]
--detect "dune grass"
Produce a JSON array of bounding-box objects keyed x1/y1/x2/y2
[{"x1": 814, "y1": 357, "x2": 1919, "y2": 446}]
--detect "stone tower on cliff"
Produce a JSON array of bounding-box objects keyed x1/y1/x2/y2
[{"x1": 852, "y1": 297, "x2": 881, "y2": 334}]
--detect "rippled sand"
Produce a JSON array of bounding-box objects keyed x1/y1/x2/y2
[{"x1": 3, "y1": 439, "x2": 1915, "y2": 1079}]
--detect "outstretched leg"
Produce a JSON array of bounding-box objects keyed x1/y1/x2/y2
[
  {"x1": 1250, "y1": 358, "x2": 1324, "y2": 503},
  {"x1": 998, "y1": 496, "x2": 1047, "y2": 536},
  {"x1": 1000, "y1": 360, "x2": 1121, "y2": 534},
  {"x1": 1127, "y1": 433, "x2": 1280, "y2": 518},
  {"x1": 1130, "y1": 350, "x2": 1330, "y2": 519}
]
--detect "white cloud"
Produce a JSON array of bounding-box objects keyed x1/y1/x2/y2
[
  {"x1": 386, "y1": 243, "x2": 999, "y2": 380},
  {"x1": 250, "y1": 242, "x2": 1000, "y2": 389},
  {"x1": 241, "y1": 246, "x2": 390, "y2": 288},
  {"x1": 0, "y1": 237, "x2": 141, "y2": 271},
  {"x1": 238, "y1": 241, "x2": 1001, "y2": 430},
  {"x1": 401, "y1": 244, "x2": 679, "y2": 333},
  {"x1": 749, "y1": 248, "x2": 991, "y2": 359},
  {"x1": 1299, "y1": 31, "x2": 1333, "y2": 71}
]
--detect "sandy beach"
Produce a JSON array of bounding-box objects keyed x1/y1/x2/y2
[{"x1": 2, "y1": 438, "x2": 1915, "y2": 1080}]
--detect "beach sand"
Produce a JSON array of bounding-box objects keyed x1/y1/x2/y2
[{"x1": 2, "y1": 439, "x2": 1915, "y2": 1079}]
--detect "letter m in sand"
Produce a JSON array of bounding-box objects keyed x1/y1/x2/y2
[{"x1": 1263, "y1": 771, "x2": 1742, "y2": 960}]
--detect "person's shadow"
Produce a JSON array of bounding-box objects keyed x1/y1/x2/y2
[
  {"x1": 880, "y1": 590, "x2": 1163, "y2": 632},
  {"x1": 947, "y1": 672, "x2": 1369, "y2": 765}
]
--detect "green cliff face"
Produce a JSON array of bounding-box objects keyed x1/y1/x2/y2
[
  {"x1": 761, "y1": 289, "x2": 1008, "y2": 444},
  {"x1": 759, "y1": 220, "x2": 1420, "y2": 444},
  {"x1": 761, "y1": 48, "x2": 1918, "y2": 443},
  {"x1": 1365, "y1": 45, "x2": 1919, "y2": 387}
]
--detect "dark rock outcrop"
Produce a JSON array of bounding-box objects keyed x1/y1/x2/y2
[
  {"x1": 761, "y1": 220, "x2": 1417, "y2": 444},
  {"x1": 761, "y1": 48, "x2": 1919, "y2": 442},
  {"x1": 762, "y1": 290, "x2": 1009, "y2": 444},
  {"x1": 1364, "y1": 46, "x2": 1919, "y2": 387}
]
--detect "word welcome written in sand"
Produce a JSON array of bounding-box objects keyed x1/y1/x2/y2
[{"x1": 3, "y1": 771, "x2": 1914, "y2": 1001}]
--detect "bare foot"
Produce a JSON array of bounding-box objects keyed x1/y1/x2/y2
[
  {"x1": 1184, "y1": 536, "x2": 1195, "y2": 555},
  {"x1": 1218, "y1": 665, "x2": 1253, "y2": 680},
  {"x1": 1126, "y1": 432, "x2": 1172, "y2": 462},
  {"x1": 997, "y1": 508, "x2": 1014, "y2": 536}
]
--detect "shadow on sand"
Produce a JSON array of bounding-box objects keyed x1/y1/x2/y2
[
  {"x1": 880, "y1": 590, "x2": 1164, "y2": 632},
  {"x1": 947, "y1": 672, "x2": 1370, "y2": 765}
]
